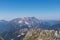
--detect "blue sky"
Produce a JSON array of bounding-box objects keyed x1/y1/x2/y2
[{"x1": 0, "y1": 0, "x2": 60, "y2": 20}]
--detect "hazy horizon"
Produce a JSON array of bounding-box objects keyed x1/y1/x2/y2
[{"x1": 0, "y1": 0, "x2": 60, "y2": 20}]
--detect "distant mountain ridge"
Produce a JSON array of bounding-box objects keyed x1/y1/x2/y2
[{"x1": 0, "y1": 17, "x2": 60, "y2": 34}]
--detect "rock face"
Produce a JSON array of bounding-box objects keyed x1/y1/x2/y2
[{"x1": 24, "y1": 29, "x2": 60, "y2": 40}]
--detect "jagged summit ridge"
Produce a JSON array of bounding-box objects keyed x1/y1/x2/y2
[{"x1": 10, "y1": 17, "x2": 40, "y2": 28}]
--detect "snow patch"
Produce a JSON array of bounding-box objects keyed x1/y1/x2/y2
[
  {"x1": 25, "y1": 21, "x2": 29, "y2": 25},
  {"x1": 17, "y1": 35, "x2": 21, "y2": 37},
  {"x1": 18, "y1": 21, "x2": 23, "y2": 23}
]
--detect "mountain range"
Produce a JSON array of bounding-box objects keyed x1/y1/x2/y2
[{"x1": 0, "y1": 17, "x2": 60, "y2": 40}]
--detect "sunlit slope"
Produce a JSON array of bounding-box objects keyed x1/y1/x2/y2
[{"x1": 24, "y1": 29, "x2": 60, "y2": 40}]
